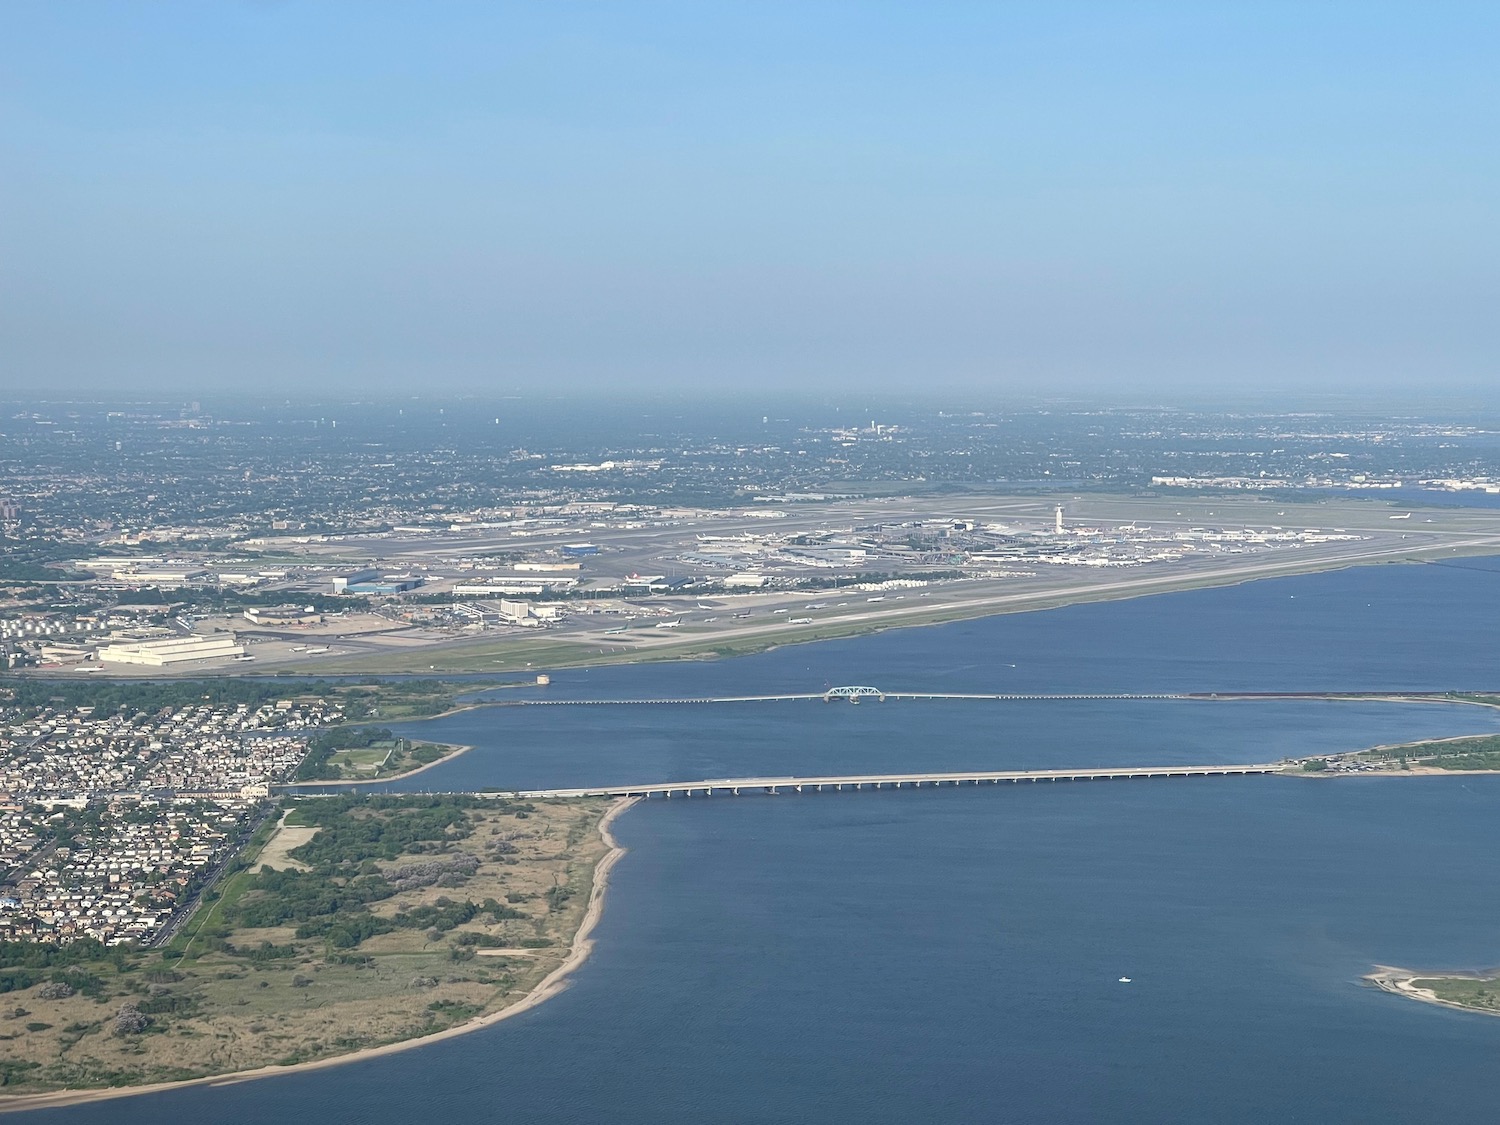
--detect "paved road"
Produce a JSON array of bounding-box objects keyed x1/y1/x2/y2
[{"x1": 452, "y1": 762, "x2": 1290, "y2": 799}]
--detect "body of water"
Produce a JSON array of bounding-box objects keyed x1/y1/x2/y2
[
  {"x1": 457, "y1": 557, "x2": 1500, "y2": 702},
  {"x1": 378, "y1": 698, "x2": 1500, "y2": 792},
  {"x1": 28, "y1": 559, "x2": 1500, "y2": 1123}
]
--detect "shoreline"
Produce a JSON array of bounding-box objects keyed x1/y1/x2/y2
[
  {"x1": 0, "y1": 795, "x2": 640, "y2": 1115},
  {"x1": 396, "y1": 700, "x2": 484, "y2": 722},
  {"x1": 1301, "y1": 765, "x2": 1500, "y2": 778},
  {"x1": 1366, "y1": 965, "x2": 1500, "y2": 1017},
  {"x1": 284, "y1": 738, "x2": 476, "y2": 789},
  {"x1": 21, "y1": 538, "x2": 1500, "y2": 682},
  {"x1": 1295, "y1": 726, "x2": 1500, "y2": 777},
  {"x1": 275, "y1": 548, "x2": 1469, "y2": 677},
  {"x1": 286, "y1": 694, "x2": 505, "y2": 788}
]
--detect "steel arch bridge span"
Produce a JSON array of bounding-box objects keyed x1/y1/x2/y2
[{"x1": 822, "y1": 685, "x2": 886, "y2": 702}]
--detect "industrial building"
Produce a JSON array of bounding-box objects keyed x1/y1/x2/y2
[
  {"x1": 106, "y1": 565, "x2": 208, "y2": 587},
  {"x1": 330, "y1": 569, "x2": 382, "y2": 594},
  {"x1": 621, "y1": 575, "x2": 693, "y2": 593},
  {"x1": 97, "y1": 635, "x2": 244, "y2": 666},
  {"x1": 37, "y1": 643, "x2": 94, "y2": 665},
  {"x1": 344, "y1": 577, "x2": 423, "y2": 595},
  {"x1": 242, "y1": 605, "x2": 324, "y2": 625},
  {"x1": 453, "y1": 577, "x2": 577, "y2": 596},
  {"x1": 497, "y1": 600, "x2": 562, "y2": 624}
]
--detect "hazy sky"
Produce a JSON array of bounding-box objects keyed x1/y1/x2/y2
[{"x1": 3, "y1": 2, "x2": 1498, "y2": 397}]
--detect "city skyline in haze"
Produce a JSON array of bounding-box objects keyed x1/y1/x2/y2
[{"x1": 3, "y1": 2, "x2": 1498, "y2": 398}]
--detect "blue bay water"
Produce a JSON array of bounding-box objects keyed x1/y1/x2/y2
[
  {"x1": 380, "y1": 699, "x2": 1500, "y2": 792},
  {"x1": 460, "y1": 557, "x2": 1500, "y2": 699},
  {"x1": 29, "y1": 560, "x2": 1500, "y2": 1123}
]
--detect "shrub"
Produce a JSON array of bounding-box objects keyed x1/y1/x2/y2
[{"x1": 113, "y1": 1003, "x2": 149, "y2": 1036}]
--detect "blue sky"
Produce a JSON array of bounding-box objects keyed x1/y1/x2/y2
[{"x1": 2, "y1": 2, "x2": 1497, "y2": 397}]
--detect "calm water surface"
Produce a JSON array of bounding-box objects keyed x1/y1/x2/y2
[
  {"x1": 379, "y1": 698, "x2": 1500, "y2": 792},
  {"x1": 461, "y1": 557, "x2": 1500, "y2": 699},
  {"x1": 30, "y1": 561, "x2": 1500, "y2": 1123}
]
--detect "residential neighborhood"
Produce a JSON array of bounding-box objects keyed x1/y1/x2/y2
[{"x1": 0, "y1": 696, "x2": 338, "y2": 945}]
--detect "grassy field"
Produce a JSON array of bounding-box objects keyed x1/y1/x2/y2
[
  {"x1": 297, "y1": 727, "x2": 465, "y2": 782},
  {"x1": 1412, "y1": 976, "x2": 1500, "y2": 1012},
  {"x1": 324, "y1": 681, "x2": 458, "y2": 720},
  {"x1": 1353, "y1": 733, "x2": 1500, "y2": 771},
  {"x1": 0, "y1": 796, "x2": 608, "y2": 1094},
  {"x1": 295, "y1": 552, "x2": 1470, "y2": 677},
  {"x1": 326, "y1": 745, "x2": 392, "y2": 772},
  {"x1": 165, "y1": 813, "x2": 285, "y2": 966},
  {"x1": 324, "y1": 739, "x2": 463, "y2": 781}
]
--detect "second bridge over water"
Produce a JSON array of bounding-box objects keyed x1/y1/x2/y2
[
  {"x1": 485, "y1": 762, "x2": 1287, "y2": 800},
  {"x1": 500, "y1": 687, "x2": 1489, "y2": 707},
  {"x1": 512, "y1": 688, "x2": 1190, "y2": 706}
]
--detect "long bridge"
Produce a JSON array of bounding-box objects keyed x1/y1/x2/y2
[
  {"x1": 499, "y1": 687, "x2": 1497, "y2": 707},
  {"x1": 509, "y1": 689, "x2": 1192, "y2": 706},
  {"x1": 473, "y1": 762, "x2": 1286, "y2": 800}
]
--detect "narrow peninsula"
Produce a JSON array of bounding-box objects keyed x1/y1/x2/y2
[{"x1": 1367, "y1": 968, "x2": 1500, "y2": 1017}]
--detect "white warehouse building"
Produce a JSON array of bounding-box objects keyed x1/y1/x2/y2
[{"x1": 97, "y1": 635, "x2": 245, "y2": 666}]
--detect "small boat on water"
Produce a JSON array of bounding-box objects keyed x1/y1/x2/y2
[{"x1": 1118, "y1": 977, "x2": 1132, "y2": 983}]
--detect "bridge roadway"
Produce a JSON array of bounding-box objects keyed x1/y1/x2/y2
[
  {"x1": 507, "y1": 692, "x2": 1190, "y2": 705},
  {"x1": 465, "y1": 762, "x2": 1286, "y2": 800},
  {"x1": 500, "y1": 689, "x2": 1492, "y2": 707}
]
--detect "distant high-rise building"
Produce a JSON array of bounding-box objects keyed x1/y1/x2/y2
[{"x1": 1055, "y1": 505, "x2": 1064, "y2": 535}]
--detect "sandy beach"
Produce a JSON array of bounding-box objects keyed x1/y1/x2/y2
[
  {"x1": 1366, "y1": 965, "x2": 1500, "y2": 1016},
  {"x1": 0, "y1": 796, "x2": 639, "y2": 1114},
  {"x1": 1298, "y1": 766, "x2": 1500, "y2": 778}
]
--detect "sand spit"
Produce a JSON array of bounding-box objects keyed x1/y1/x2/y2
[{"x1": 1366, "y1": 965, "x2": 1500, "y2": 1017}]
